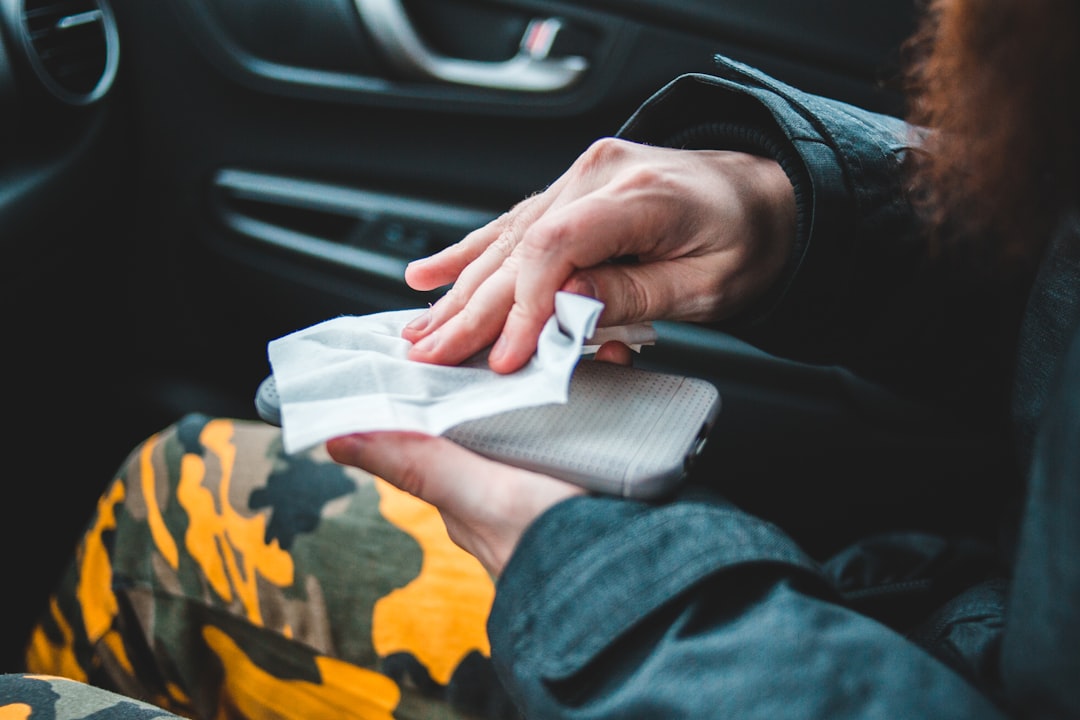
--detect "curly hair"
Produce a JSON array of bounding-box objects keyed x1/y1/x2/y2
[{"x1": 904, "y1": 0, "x2": 1080, "y2": 267}]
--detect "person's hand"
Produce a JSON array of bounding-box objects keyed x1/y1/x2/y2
[
  {"x1": 325, "y1": 341, "x2": 634, "y2": 577},
  {"x1": 401, "y1": 138, "x2": 796, "y2": 373}
]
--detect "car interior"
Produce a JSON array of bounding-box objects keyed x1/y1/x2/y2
[{"x1": 1, "y1": 0, "x2": 937, "y2": 672}]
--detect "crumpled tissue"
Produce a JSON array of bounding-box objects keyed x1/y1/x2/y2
[{"x1": 267, "y1": 291, "x2": 655, "y2": 453}]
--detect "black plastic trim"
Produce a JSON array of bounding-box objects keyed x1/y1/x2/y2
[{"x1": 212, "y1": 168, "x2": 499, "y2": 283}]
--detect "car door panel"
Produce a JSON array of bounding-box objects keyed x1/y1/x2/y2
[
  {"x1": 120, "y1": 0, "x2": 949, "y2": 560},
  {"x1": 71, "y1": 0, "x2": 930, "y2": 558},
  {"x1": 170, "y1": 0, "x2": 637, "y2": 115},
  {"x1": 2, "y1": 0, "x2": 922, "y2": 668},
  {"x1": 108, "y1": 0, "x2": 914, "y2": 399}
]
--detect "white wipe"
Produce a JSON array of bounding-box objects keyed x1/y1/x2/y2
[{"x1": 267, "y1": 292, "x2": 655, "y2": 453}]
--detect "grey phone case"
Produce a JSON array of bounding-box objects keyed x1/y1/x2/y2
[{"x1": 255, "y1": 360, "x2": 720, "y2": 499}]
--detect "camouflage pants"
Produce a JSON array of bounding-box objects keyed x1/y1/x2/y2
[
  {"x1": 15, "y1": 414, "x2": 518, "y2": 720},
  {"x1": 1, "y1": 674, "x2": 187, "y2": 719}
]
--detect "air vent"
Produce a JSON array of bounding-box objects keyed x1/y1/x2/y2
[{"x1": 17, "y1": 0, "x2": 118, "y2": 104}]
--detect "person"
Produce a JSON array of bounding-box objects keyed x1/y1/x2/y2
[
  {"x1": 6, "y1": 0, "x2": 1079, "y2": 717},
  {"x1": 326, "y1": 1, "x2": 1080, "y2": 717}
]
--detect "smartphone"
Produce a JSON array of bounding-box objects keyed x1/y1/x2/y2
[{"x1": 255, "y1": 360, "x2": 720, "y2": 499}]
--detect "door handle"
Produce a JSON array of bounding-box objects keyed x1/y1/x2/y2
[{"x1": 353, "y1": 0, "x2": 588, "y2": 92}]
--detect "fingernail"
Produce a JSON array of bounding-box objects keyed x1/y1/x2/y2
[
  {"x1": 404, "y1": 310, "x2": 431, "y2": 334},
  {"x1": 489, "y1": 334, "x2": 508, "y2": 364},
  {"x1": 327, "y1": 433, "x2": 369, "y2": 460},
  {"x1": 564, "y1": 274, "x2": 598, "y2": 299},
  {"x1": 413, "y1": 332, "x2": 439, "y2": 354}
]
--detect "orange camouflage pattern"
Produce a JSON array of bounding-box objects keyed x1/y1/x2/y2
[{"x1": 20, "y1": 414, "x2": 518, "y2": 720}]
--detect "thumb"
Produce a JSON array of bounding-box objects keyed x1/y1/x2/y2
[
  {"x1": 563, "y1": 260, "x2": 720, "y2": 327},
  {"x1": 326, "y1": 431, "x2": 583, "y2": 577},
  {"x1": 593, "y1": 340, "x2": 634, "y2": 366},
  {"x1": 326, "y1": 432, "x2": 488, "y2": 510}
]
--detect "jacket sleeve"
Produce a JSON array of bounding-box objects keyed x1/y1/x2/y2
[
  {"x1": 488, "y1": 493, "x2": 1010, "y2": 719},
  {"x1": 616, "y1": 57, "x2": 1029, "y2": 423}
]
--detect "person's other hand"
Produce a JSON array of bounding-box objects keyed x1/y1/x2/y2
[
  {"x1": 401, "y1": 138, "x2": 796, "y2": 373},
  {"x1": 325, "y1": 341, "x2": 634, "y2": 577}
]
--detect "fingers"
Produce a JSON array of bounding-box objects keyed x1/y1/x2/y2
[
  {"x1": 593, "y1": 340, "x2": 634, "y2": 366},
  {"x1": 563, "y1": 254, "x2": 740, "y2": 327},
  {"x1": 403, "y1": 235, "x2": 487, "y2": 292},
  {"x1": 399, "y1": 140, "x2": 632, "y2": 367},
  {"x1": 403, "y1": 189, "x2": 554, "y2": 291},
  {"x1": 326, "y1": 432, "x2": 511, "y2": 575},
  {"x1": 326, "y1": 432, "x2": 488, "y2": 510},
  {"x1": 326, "y1": 431, "x2": 585, "y2": 577},
  {"x1": 408, "y1": 181, "x2": 659, "y2": 372},
  {"x1": 401, "y1": 224, "x2": 518, "y2": 343},
  {"x1": 407, "y1": 187, "x2": 674, "y2": 372},
  {"x1": 487, "y1": 194, "x2": 673, "y2": 371},
  {"x1": 407, "y1": 265, "x2": 518, "y2": 366},
  {"x1": 402, "y1": 193, "x2": 556, "y2": 347}
]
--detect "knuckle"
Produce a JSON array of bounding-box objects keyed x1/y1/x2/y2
[
  {"x1": 486, "y1": 205, "x2": 535, "y2": 259},
  {"x1": 505, "y1": 301, "x2": 536, "y2": 327},
  {"x1": 490, "y1": 228, "x2": 519, "y2": 257},
  {"x1": 525, "y1": 212, "x2": 583, "y2": 256},
  {"x1": 453, "y1": 297, "x2": 485, "y2": 330},
  {"x1": 499, "y1": 251, "x2": 524, "y2": 277},
  {"x1": 525, "y1": 221, "x2": 568, "y2": 255},
  {"x1": 621, "y1": 275, "x2": 654, "y2": 321},
  {"x1": 392, "y1": 452, "x2": 428, "y2": 498},
  {"x1": 438, "y1": 283, "x2": 464, "y2": 309},
  {"x1": 618, "y1": 165, "x2": 673, "y2": 195},
  {"x1": 579, "y1": 137, "x2": 628, "y2": 171},
  {"x1": 489, "y1": 210, "x2": 515, "y2": 238}
]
